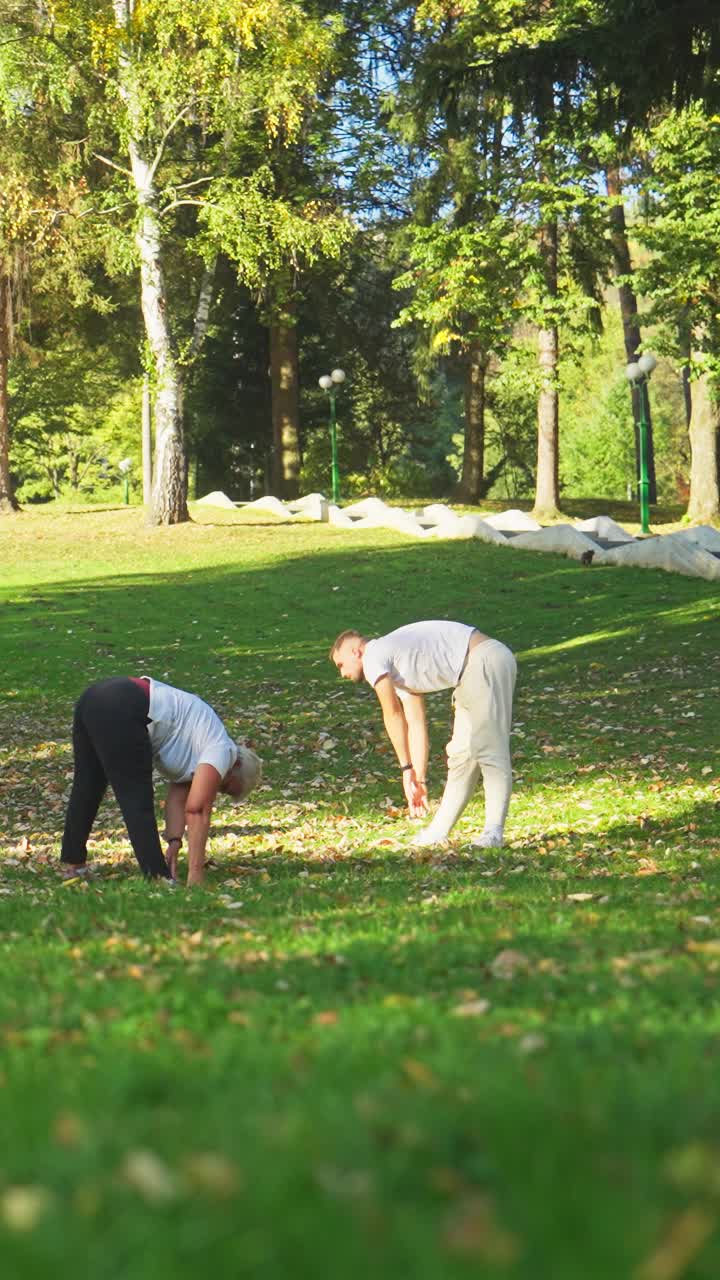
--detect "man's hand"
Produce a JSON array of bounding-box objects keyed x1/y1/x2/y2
[
  {"x1": 413, "y1": 780, "x2": 429, "y2": 816},
  {"x1": 403, "y1": 768, "x2": 429, "y2": 818}
]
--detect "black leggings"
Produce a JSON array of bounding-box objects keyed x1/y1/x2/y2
[{"x1": 61, "y1": 677, "x2": 170, "y2": 878}]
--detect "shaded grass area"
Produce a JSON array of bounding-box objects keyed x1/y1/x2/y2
[{"x1": 0, "y1": 505, "x2": 719, "y2": 1279}]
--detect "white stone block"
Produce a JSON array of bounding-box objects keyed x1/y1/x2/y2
[
  {"x1": 462, "y1": 516, "x2": 509, "y2": 544},
  {"x1": 664, "y1": 525, "x2": 720, "y2": 553},
  {"x1": 574, "y1": 515, "x2": 633, "y2": 542},
  {"x1": 195, "y1": 490, "x2": 237, "y2": 509},
  {"x1": 327, "y1": 505, "x2": 354, "y2": 528},
  {"x1": 244, "y1": 496, "x2": 292, "y2": 518},
  {"x1": 603, "y1": 537, "x2": 720, "y2": 580},
  {"x1": 481, "y1": 508, "x2": 542, "y2": 532},
  {"x1": 510, "y1": 525, "x2": 607, "y2": 562},
  {"x1": 287, "y1": 493, "x2": 329, "y2": 521},
  {"x1": 342, "y1": 497, "x2": 389, "y2": 519},
  {"x1": 378, "y1": 508, "x2": 429, "y2": 537},
  {"x1": 419, "y1": 503, "x2": 456, "y2": 527}
]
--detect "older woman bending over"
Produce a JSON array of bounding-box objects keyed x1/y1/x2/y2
[{"x1": 60, "y1": 676, "x2": 261, "y2": 886}]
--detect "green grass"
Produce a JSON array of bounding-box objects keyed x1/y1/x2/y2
[{"x1": 0, "y1": 502, "x2": 718, "y2": 1280}]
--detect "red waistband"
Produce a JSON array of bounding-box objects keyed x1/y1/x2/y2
[{"x1": 129, "y1": 676, "x2": 151, "y2": 698}]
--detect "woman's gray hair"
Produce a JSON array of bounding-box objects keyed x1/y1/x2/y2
[{"x1": 228, "y1": 744, "x2": 262, "y2": 801}]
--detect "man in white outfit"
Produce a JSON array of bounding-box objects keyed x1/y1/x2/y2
[{"x1": 330, "y1": 621, "x2": 517, "y2": 847}]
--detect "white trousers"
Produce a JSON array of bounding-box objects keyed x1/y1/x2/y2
[{"x1": 431, "y1": 638, "x2": 517, "y2": 837}]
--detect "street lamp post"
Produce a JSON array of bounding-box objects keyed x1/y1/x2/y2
[
  {"x1": 624, "y1": 353, "x2": 657, "y2": 535},
  {"x1": 118, "y1": 457, "x2": 133, "y2": 506},
  {"x1": 318, "y1": 368, "x2": 346, "y2": 504}
]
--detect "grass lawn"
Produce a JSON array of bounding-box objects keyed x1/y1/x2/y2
[{"x1": 0, "y1": 502, "x2": 718, "y2": 1280}]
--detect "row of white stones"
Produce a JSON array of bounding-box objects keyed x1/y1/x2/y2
[{"x1": 195, "y1": 491, "x2": 720, "y2": 582}]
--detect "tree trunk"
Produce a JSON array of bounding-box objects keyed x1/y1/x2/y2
[
  {"x1": 0, "y1": 273, "x2": 20, "y2": 513},
  {"x1": 188, "y1": 259, "x2": 217, "y2": 361},
  {"x1": 532, "y1": 208, "x2": 561, "y2": 520},
  {"x1": 686, "y1": 363, "x2": 720, "y2": 523},
  {"x1": 681, "y1": 365, "x2": 692, "y2": 430},
  {"x1": 269, "y1": 309, "x2": 301, "y2": 499},
  {"x1": 533, "y1": 320, "x2": 560, "y2": 519},
  {"x1": 113, "y1": 0, "x2": 188, "y2": 525},
  {"x1": 129, "y1": 143, "x2": 188, "y2": 525},
  {"x1": 142, "y1": 373, "x2": 152, "y2": 507},
  {"x1": 606, "y1": 165, "x2": 657, "y2": 503},
  {"x1": 458, "y1": 341, "x2": 485, "y2": 502}
]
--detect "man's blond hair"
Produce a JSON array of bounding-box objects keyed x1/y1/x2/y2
[{"x1": 329, "y1": 629, "x2": 366, "y2": 661}]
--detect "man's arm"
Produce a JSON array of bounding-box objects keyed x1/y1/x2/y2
[
  {"x1": 374, "y1": 677, "x2": 427, "y2": 816},
  {"x1": 184, "y1": 764, "x2": 222, "y2": 886},
  {"x1": 401, "y1": 690, "x2": 428, "y2": 778},
  {"x1": 401, "y1": 690, "x2": 429, "y2": 814}
]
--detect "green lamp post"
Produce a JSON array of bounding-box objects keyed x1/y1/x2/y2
[
  {"x1": 318, "y1": 368, "x2": 346, "y2": 504},
  {"x1": 118, "y1": 456, "x2": 133, "y2": 505},
  {"x1": 625, "y1": 353, "x2": 657, "y2": 535}
]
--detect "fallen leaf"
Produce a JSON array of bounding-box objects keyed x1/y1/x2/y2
[
  {"x1": 517, "y1": 1032, "x2": 547, "y2": 1055},
  {"x1": 428, "y1": 1166, "x2": 468, "y2": 1195},
  {"x1": 121, "y1": 1150, "x2": 177, "y2": 1203},
  {"x1": 635, "y1": 1206, "x2": 716, "y2": 1280},
  {"x1": 490, "y1": 949, "x2": 530, "y2": 980},
  {"x1": 52, "y1": 1111, "x2": 86, "y2": 1148},
  {"x1": 382, "y1": 994, "x2": 416, "y2": 1008},
  {"x1": 687, "y1": 939, "x2": 720, "y2": 956},
  {"x1": 452, "y1": 999, "x2": 491, "y2": 1018},
  {"x1": 1, "y1": 1186, "x2": 52, "y2": 1232},
  {"x1": 443, "y1": 1193, "x2": 521, "y2": 1263},
  {"x1": 402, "y1": 1058, "x2": 439, "y2": 1089},
  {"x1": 227, "y1": 1010, "x2": 252, "y2": 1026},
  {"x1": 182, "y1": 1153, "x2": 242, "y2": 1197},
  {"x1": 636, "y1": 859, "x2": 661, "y2": 876},
  {"x1": 663, "y1": 1142, "x2": 720, "y2": 1195}
]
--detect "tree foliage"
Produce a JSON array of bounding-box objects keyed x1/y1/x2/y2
[{"x1": 0, "y1": 0, "x2": 719, "y2": 519}]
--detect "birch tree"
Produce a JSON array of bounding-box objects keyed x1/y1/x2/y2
[
  {"x1": 1, "y1": 0, "x2": 345, "y2": 521},
  {"x1": 106, "y1": 0, "x2": 345, "y2": 520}
]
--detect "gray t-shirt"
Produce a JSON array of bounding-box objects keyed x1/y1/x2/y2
[
  {"x1": 362, "y1": 621, "x2": 475, "y2": 694},
  {"x1": 145, "y1": 679, "x2": 237, "y2": 784}
]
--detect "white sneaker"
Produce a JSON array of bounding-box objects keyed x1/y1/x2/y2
[
  {"x1": 157, "y1": 876, "x2": 178, "y2": 890},
  {"x1": 408, "y1": 826, "x2": 450, "y2": 849},
  {"x1": 472, "y1": 829, "x2": 504, "y2": 849}
]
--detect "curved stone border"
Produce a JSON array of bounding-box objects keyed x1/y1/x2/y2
[{"x1": 196, "y1": 492, "x2": 720, "y2": 583}]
